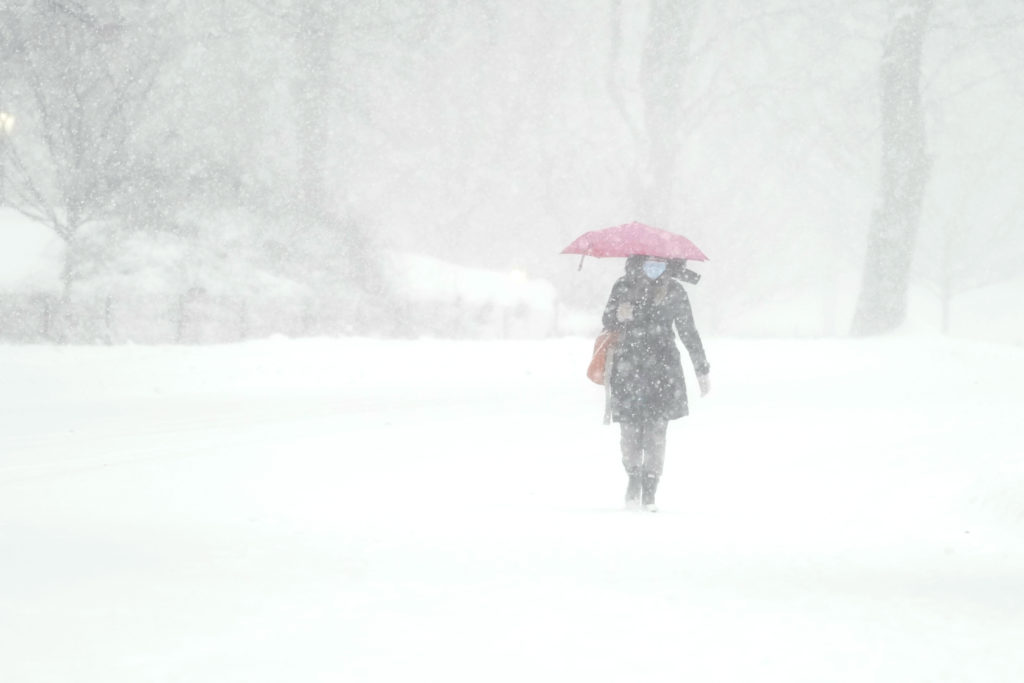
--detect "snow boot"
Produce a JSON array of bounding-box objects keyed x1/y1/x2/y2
[
  {"x1": 641, "y1": 473, "x2": 660, "y2": 511},
  {"x1": 625, "y1": 473, "x2": 642, "y2": 508}
]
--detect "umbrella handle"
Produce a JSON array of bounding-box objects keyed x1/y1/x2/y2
[{"x1": 578, "y1": 254, "x2": 585, "y2": 271}]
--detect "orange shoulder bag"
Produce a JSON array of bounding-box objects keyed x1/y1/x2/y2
[{"x1": 586, "y1": 330, "x2": 619, "y2": 385}]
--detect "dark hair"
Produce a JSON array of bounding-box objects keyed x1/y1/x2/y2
[
  {"x1": 666, "y1": 259, "x2": 687, "y2": 277},
  {"x1": 668, "y1": 258, "x2": 701, "y2": 285},
  {"x1": 625, "y1": 255, "x2": 646, "y2": 278}
]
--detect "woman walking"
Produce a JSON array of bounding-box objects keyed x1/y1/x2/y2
[{"x1": 602, "y1": 255, "x2": 710, "y2": 510}]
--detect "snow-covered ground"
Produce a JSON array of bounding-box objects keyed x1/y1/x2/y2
[{"x1": 2, "y1": 336, "x2": 1023, "y2": 682}]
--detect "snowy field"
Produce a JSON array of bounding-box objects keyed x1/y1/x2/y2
[{"x1": 2, "y1": 336, "x2": 1024, "y2": 682}]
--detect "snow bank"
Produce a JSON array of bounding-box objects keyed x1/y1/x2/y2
[
  {"x1": 388, "y1": 251, "x2": 559, "y2": 338},
  {"x1": 0, "y1": 209, "x2": 62, "y2": 292},
  {"x1": 711, "y1": 268, "x2": 1024, "y2": 345}
]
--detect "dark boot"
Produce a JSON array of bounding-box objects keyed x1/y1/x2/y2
[
  {"x1": 625, "y1": 473, "x2": 642, "y2": 507},
  {"x1": 641, "y1": 473, "x2": 660, "y2": 510}
]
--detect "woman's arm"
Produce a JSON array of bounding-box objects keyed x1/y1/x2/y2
[
  {"x1": 674, "y1": 287, "x2": 710, "y2": 376},
  {"x1": 602, "y1": 280, "x2": 630, "y2": 331}
]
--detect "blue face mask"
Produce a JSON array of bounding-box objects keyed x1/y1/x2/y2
[{"x1": 642, "y1": 260, "x2": 667, "y2": 280}]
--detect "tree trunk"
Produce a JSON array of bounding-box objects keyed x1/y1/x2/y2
[
  {"x1": 939, "y1": 222, "x2": 953, "y2": 334},
  {"x1": 851, "y1": 0, "x2": 934, "y2": 335},
  {"x1": 295, "y1": 1, "x2": 334, "y2": 217},
  {"x1": 607, "y1": 1, "x2": 700, "y2": 226},
  {"x1": 638, "y1": 0, "x2": 699, "y2": 227},
  {"x1": 0, "y1": 134, "x2": 8, "y2": 205}
]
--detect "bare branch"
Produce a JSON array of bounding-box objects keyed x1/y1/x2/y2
[{"x1": 6, "y1": 140, "x2": 66, "y2": 239}]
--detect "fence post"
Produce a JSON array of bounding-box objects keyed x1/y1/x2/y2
[
  {"x1": 104, "y1": 295, "x2": 114, "y2": 344},
  {"x1": 238, "y1": 299, "x2": 249, "y2": 340}
]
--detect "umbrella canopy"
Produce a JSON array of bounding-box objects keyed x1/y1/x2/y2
[{"x1": 561, "y1": 221, "x2": 709, "y2": 262}]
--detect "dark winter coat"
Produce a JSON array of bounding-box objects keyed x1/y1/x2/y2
[{"x1": 602, "y1": 257, "x2": 710, "y2": 423}]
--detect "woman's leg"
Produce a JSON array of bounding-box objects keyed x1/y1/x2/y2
[
  {"x1": 640, "y1": 419, "x2": 668, "y2": 507},
  {"x1": 641, "y1": 419, "x2": 668, "y2": 477},
  {"x1": 620, "y1": 421, "x2": 644, "y2": 473},
  {"x1": 620, "y1": 421, "x2": 644, "y2": 504}
]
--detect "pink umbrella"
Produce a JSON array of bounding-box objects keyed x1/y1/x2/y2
[{"x1": 561, "y1": 221, "x2": 708, "y2": 268}]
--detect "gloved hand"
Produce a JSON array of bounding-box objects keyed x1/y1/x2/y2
[
  {"x1": 617, "y1": 302, "x2": 634, "y2": 321},
  {"x1": 697, "y1": 373, "x2": 710, "y2": 397}
]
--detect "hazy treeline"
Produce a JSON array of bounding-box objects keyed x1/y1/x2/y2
[{"x1": 1, "y1": 0, "x2": 1022, "y2": 342}]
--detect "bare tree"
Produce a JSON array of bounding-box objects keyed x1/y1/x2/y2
[
  {"x1": 2, "y1": 1, "x2": 168, "y2": 293},
  {"x1": 852, "y1": 0, "x2": 935, "y2": 335}
]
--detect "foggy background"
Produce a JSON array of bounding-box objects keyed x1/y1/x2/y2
[
  {"x1": 4, "y1": 5, "x2": 1024, "y2": 678},
  {"x1": 1, "y1": 0, "x2": 1022, "y2": 343}
]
